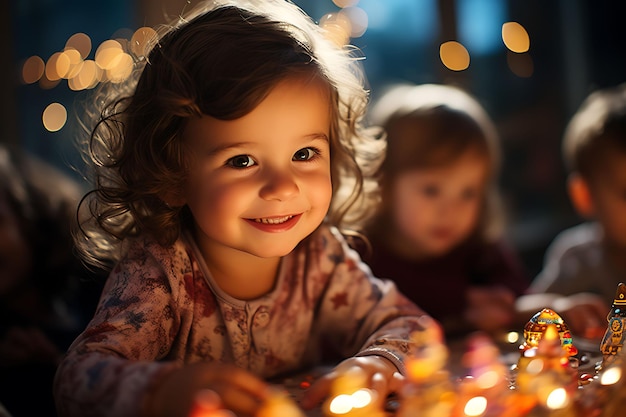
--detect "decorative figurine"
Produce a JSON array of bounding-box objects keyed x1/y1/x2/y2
[
  {"x1": 600, "y1": 283, "x2": 626, "y2": 367},
  {"x1": 515, "y1": 324, "x2": 579, "y2": 416},
  {"x1": 520, "y1": 308, "x2": 578, "y2": 357}
]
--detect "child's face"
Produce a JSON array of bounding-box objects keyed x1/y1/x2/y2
[
  {"x1": 388, "y1": 151, "x2": 487, "y2": 257},
  {"x1": 180, "y1": 76, "x2": 332, "y2": 260},
  {"x1": 588, "y1": 153, "x2": 626, "y2": 250}
]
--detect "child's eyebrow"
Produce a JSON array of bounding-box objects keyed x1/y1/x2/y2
[
  {"x1": 206, "y1": 142, "x2": 253, "y2": 156},
  {"x1": 208, "y1": 133, "x2": 329, "y2": 155},
  {"x1": 306, "y1": 133, "x2": 330, "y2": 142}
]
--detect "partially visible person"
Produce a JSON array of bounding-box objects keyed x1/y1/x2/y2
[
  {"x1": 516, "y1": 83, "x2": 626, "y2": 340},
  {"x1": 360, "y1": 83, "x2": 530, "y2": 338},
  {"x1": 0, "y1": 143, "x2": 102, "y2": 417}
]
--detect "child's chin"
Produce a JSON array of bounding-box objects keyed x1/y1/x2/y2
[{"x1": 248, "y1": 244, "x2": 299, "y2": 259}]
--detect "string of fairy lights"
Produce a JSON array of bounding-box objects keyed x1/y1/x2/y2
[{"x1": 18, "y1": 0, "x2": 531, "y2": 133}]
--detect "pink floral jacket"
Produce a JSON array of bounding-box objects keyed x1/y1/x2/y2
[{"x1": 53, "y1": 224, "x2": 433, "y2": 417}]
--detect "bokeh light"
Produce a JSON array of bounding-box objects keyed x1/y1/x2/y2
[
  {"x1": 68, "y1": 59, "x2": 101, "y2": 91},
  {"x1": 61, "y1": 48, "x2": 84, "y2": 79},
  {"x1": 476, "y1": 370, "x2": 499, "y2": 389},
  {"x1": 45, "y1": 51, "x2": 69, "y2": 81},
  {"x1": 319, "y1": 12, "x2": 352, "y2": 46},
  {"x1": 463, "y1": 396, "x2": 487, "y2": 416},
  {"x1": 328, "y1": 394, "x2": 353, "y2": 414},
  {"x1": 600, "y1": 366, "x2": 622, "y2": 385},
  {"x1": 545, "y1": 387, "x2": 568, "y2": 409},
  {"x1": 42, "y1": 103, "x2": 67, "y2": 132},
  {"x1": 339, "y1": 7, "x2": 368, "y2": 38},
  {"x1": 95, "y1": 39, "x2": 124, "y2": 70},
  {"x1": 107, "y1": 52, "x2": 134, "y2": 83},
  {"x1": 130, "y1": 26, "x2": 158, "y2": 58},
  {"x1": 440, "y1": 41, "x2": 470, "y2": 71},
  {"x1": 502, "y1": 21, "x2": 530, "y2": 53},
  {"x1": 65, "y1": 32, "x2": 92, "y2": 59},
  {"x1": 21, "y1": 55, "x2": 45, "y2": 84},
  {"x1": 506, "y1": 332, "x2": 520, "y2": 344}
]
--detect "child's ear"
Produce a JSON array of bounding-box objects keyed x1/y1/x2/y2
[{"x1": 567, "y1": 173, "x2": 594, "y2": 218}]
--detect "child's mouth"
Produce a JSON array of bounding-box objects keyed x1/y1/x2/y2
[
  {"x1": 253, "y1": 215, "x2": 294, "y2": 224},
  {"x1": 246, "y1": 214, "x2": 301, "y2": 232}
]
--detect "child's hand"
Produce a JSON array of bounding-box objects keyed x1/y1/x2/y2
[
  {"x1": 300, "y1": 356, "x2": 403, "y2": 410},
  {"x1": 553, "y1": 293, "x2": 608, "y2": 339},
  {"x1": 465, "y1": 285, "x2": 517, "y2": 333},
  {"x1": 145, "y1": 362, "x2": 270, "y2": 417}
]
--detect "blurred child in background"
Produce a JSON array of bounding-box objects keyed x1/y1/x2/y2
[
  {"x1": 517, "y1": 83, "x2": 626, "y2": 340},
  {"x1": 361, "y1": 83, "x2": 530, "y2": 338},
  {"x1": 0, "y1": 143, "x2": 102, "y2": 417}
]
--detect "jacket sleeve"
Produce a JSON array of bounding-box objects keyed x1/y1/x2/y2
[
  {"x1": 53, "y1": 241, "x2": 187, "y2": 417},
  {"x1": 310, "y1": 226, "x2": 442, "y2": 374}
]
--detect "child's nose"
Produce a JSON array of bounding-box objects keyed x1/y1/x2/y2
[{"x1": 259, "y1": 170, "x2": 299, "y2": 201}]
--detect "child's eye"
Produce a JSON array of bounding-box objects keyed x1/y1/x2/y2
[
  {"x1": 292, "y1": 147, "x2": 319, "y2": 161},
  {"x1": 226, "y1": 155, "x2": 256, "y2": 168}
]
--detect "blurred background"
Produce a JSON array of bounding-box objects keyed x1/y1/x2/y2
[{"x1": 2, "y1": 0, "x2": 625, "y2": 277}]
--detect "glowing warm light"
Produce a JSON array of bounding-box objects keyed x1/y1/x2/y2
[
  {"x1": 107, "y1": 52, "x2": 134, "y2": 83},
  {"x1": 130, "y1": 26, "x2": 158, "y2": 58},
  {"x1": 601, "y1": 366, "x2": 622, "y2": 385},
  {"x1": 68, "y1": 60, "x2": 99, "y2": 91},
  {"x1": 332, "y1": 0, "x2": 360, "y2": 7},
  {"x1": 327, "y1": 389, "x2": 373, "y2": 415},
  {"x1": 45, "y1": 52, "x2": 67, "y2": 81},
  {"x1": 329, "y1": 394, "x2": 353, "y2": 414},
  {"x1": 61, "y1": 48, "x2": 84, "y2": 79},
  {"x1": 507, "y1": 51, "x2": 534, "y2": 77},
  {"x1": 350, "y1": 389, "x2": 373, "y2": 408},
  {"x1": 22, "y1": 55, "x2": 45, "y2": 84},
  {"x1": 476, "y1": 370, "x2": 499, "y2": 389},
  {"x1": 339, "y1": 7, "x2": 368, "y2": 38},
  {"x1": 95, "y1": 40, "x2": 124, "y2": 70},
  {"x1": 440, "y1": 41, "x2": 470, "y2": 71},
  {"x1": 319, "y1": 12, "x2": 352, "y2": 46},
  {"x1": 506, "y1": 332, "x2": 520, "y2": 344},
  {"x1": 464, "y1": 396, "x2": 487, "y2": 416},
  {"x1": 65, "y1": 32, "x2": 92, "y2": 59},
  {"x1": 42, "y1": 103, "x2": 67, "y2": 132},
  {"x1": 526, "y1": 358, "x2": 544, "y2": 374},
  {"x1": 545, "y1": 388, "x2": 568, "y2": 409},
  {"x1": 502, "y1": 22, "x2": 530, "y2": 53}
]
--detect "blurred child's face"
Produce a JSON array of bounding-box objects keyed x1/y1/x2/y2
[
  {"x1": 180, "y1": 76, "x2": 332, "y2": 261},
  {"x1": 388, "y1": 151, "x2": 487, "y2": 257},
  {"x1": 588, "y1": 152, "x2": 626, "y2": 250},
  {"x1": 0, "y1": 191, "x2": 32, "y2": 295}
]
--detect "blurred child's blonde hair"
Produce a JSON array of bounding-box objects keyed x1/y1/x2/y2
[
  {"x1": 75, "y1": 0, "x2": 384, "y2": 269},
  {"x1": 369, "y1": 83, "x2": 504, "y2": 241}
]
